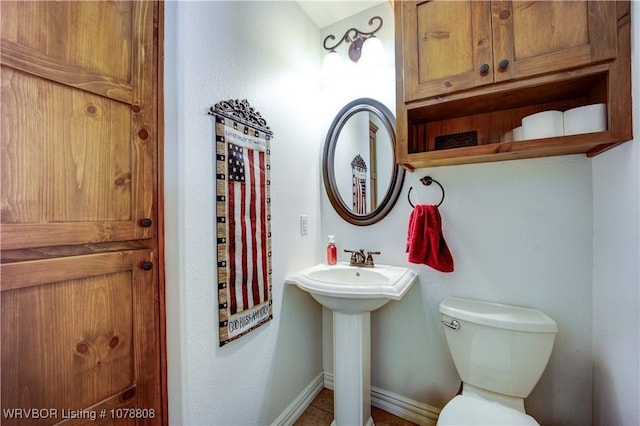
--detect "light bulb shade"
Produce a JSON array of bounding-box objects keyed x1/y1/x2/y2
[
  {"x1": 322, "y1": 51, "x2": 343, "y2": 77},
  {"x1": 359, "y1": 36, "x2": 384, "y2": 68}
]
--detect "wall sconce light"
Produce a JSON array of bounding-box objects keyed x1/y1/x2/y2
[{"x1": 322, "y1": 16, "x2": 384, "y2": 74}]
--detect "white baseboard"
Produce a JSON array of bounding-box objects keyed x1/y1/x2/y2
[
  {"x1": 272, "y1": 371, "x2": 324, "y2": 426},
  {"x1": 324, "y1": 371, "x2": 440, "y2": 426},
  {"x1": 370, "y1": 385, "x2": 440, "y2": 426}
]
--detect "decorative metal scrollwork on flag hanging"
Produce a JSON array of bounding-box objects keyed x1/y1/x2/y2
[{"x1": 210, "y1": 99, "x2": 273, "y2": 136}]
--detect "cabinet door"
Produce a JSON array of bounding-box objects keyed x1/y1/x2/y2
[
  {"x1": 491, "y1": 1, "x2": 617, "y2": 82},
  {"x1": 0, "y1": 1, "x2": 156, "y2": 250},
  {"x1": 398, "y1": 0, "x2": 493, "y2": 102},
  {"x1": 1, "y1": 250, "x2": 161, "y2": 425}
]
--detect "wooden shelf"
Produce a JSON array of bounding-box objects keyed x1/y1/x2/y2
[{"x1": 399, "y1": 132, "x2": 616, "y2": 170}]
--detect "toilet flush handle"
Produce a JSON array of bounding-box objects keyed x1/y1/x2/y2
[{"x1": 442, "y1": 319, "x2": 460, "y2": 330}]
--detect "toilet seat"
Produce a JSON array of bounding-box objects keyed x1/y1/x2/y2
[{"x1": 437, "y1": 395, "x2": 539, "y2": 426}]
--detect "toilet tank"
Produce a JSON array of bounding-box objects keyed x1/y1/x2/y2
[{"x1": 439, "y1": 297, "x2": 558, "y2": 398}]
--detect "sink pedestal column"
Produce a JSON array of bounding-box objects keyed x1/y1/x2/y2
[{"x1": 332, "y1": 311, "x2": 374, "y2": 426}]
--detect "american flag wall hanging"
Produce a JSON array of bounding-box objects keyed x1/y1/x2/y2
[{"x1": 209, "y1": 99, "x2": 273, "y2": 347}]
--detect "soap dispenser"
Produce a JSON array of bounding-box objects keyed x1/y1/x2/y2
[{"x1": 327, "y1": 235, "x2": 337, "y2": 265}]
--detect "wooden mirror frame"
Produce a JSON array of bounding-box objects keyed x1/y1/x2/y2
[{"x1": 322, "y1": 98, "x2": 405, "y2": 226}]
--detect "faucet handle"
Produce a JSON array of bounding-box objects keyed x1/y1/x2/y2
[
  {"x1": 365, "y1": 251, "x2": 380, "y2": 267},
  {"x1": 344, "y1": 249, "x2": 358, "y2": 262}
]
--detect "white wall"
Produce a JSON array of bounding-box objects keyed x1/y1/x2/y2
[
  {"x1": 320, "y1": 3, "x2": 638, "y2": 426},
  {"x1": 164, "y1": 2, "x2": 325, "y2": 424},
  {"x1": 592, "y1": 2, "x2": 640, "y2": 425}
]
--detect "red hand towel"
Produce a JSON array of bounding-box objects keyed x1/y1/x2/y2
[{"x1": 406, "y1": 204, "x2": 454, "y2": 272}]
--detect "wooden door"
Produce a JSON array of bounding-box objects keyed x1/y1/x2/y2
[
  {"x1": 491, "y1": 0, "x2": 617, "y2": 82},
  {"x1": 398, "y1": 0, "x2": 493, "y2": 102},
  {"x1": 1, "y1": 2, "x2": 164, "y2": 424}
]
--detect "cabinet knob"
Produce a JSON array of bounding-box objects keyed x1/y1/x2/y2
[
  {"x1": 480, "y1": 63, "x2": 490, "y2": 74},
  {"x1": 498, "y1": 59, "x2": 509, "y2": 70},
  {"x1": 140, "y1": 218, "x2": 153, "y2": 227},
  {"x1": 141, "y1": 261, "x2": 153, "y2": 271}
]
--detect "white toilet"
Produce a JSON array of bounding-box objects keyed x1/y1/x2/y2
[{"x1": 437, "y1": 296, "x2": 558, "y2": 425}]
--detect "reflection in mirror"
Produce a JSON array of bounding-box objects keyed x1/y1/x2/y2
[
  {"x1": 334, "y1": 111, "x2": 393, "y2": 214},
  {"x1": 323, "y1": 98, "x2": 405, "y2": 226}
]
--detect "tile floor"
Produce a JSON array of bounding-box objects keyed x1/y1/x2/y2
[{"x1": 293, "y1": 388, "x2": 419, "y2": 426}]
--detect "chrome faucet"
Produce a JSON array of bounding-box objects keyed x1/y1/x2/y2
[{"x1": 344, "y1": 249, "x2": 380, "y2": 267}]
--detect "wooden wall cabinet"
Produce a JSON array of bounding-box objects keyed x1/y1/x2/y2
[{"x1": 395, "y1": 1, "x2": 632, "y2": 169}]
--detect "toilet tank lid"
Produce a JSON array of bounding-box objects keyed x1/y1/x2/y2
[{"x1": 440, "y1": 297, "x2": 558, "y2": 333}]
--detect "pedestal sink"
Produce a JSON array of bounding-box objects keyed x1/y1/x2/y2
[{"x1": 286, "y1": 262, "x2": 418, "y2": 426}]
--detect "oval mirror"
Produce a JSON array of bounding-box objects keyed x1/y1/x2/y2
[{"x1": 322, "y1": 98, "x2": 405, "y2": 226}]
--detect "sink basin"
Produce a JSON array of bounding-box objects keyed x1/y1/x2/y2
[{"x1": 286, "y1": 262, "x2": 418, "y2": 313}]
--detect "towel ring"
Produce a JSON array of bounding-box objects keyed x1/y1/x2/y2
[{"x1": 408, "y1": 176, "x2": 445, "y2": 208}]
